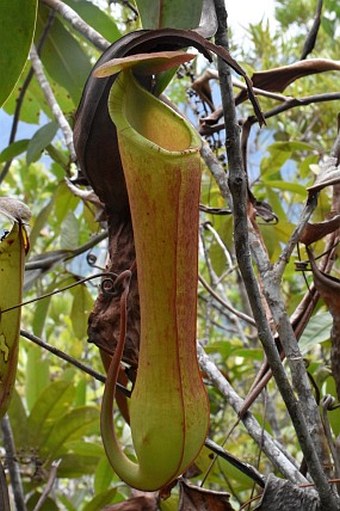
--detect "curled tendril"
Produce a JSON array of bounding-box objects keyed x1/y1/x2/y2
[
  {"x1": 86, "y1": 252, "x2": 98, "y2": 266},
  {"x1": 101, "y1": 269, "x2": 134, "y2": 297},
  {"x1": 101, "y1": 274, "x2": 118, "y2": 296}
]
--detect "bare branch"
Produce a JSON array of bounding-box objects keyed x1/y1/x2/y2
[
  {"x1": 29, "y1": 44, "x2": 76, "y2": 163},
  {"x1": 1, "y1": 415, "x2": 27, "y2": 511},
  {"x1": 42, "y1": 0, "x2": 110, "y2": 51},
  {"x1": 33, "y1": 460, "x2": 61, "y2": 511},
  {"x1": 198, "y1": 346, "x2": 307, "y2": 484}
]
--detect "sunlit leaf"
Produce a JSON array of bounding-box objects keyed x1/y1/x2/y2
[
  {"x1": 94, "y1": 456, "x2": 114, "y2": 494},
  {"x1": 44, "y1": 406, "x2": 99, "y2": 459},
  {"x1": 300, "y1": 311, "x2": 332, "y2": 354},
  {"x1": 0, "y1": 140, "x2": 29, "y2": 163},
  {"x1": 0, "y1": 0, "x2": 38, "y2": 106},
  {"x1": 25, "y1": 345, "x2": 50, "y2": 412},
  {"x1": 36, "y1": 5, "x2": 92, "y2": 105},
  {"x1": 0, "y1": 201, "x2": 30, "y2": 418},
  {"x1": 135, "y1": 0, "x2": 203, "y2": 30},
  {"x1": 82, "y1": 488, "x2": 118, "y2": 511},
  {"x1": 26, "y1": 122, "x2": 58, "y2": 165},
  {"x1": 70, "y1": 283, "x2": 94, "y2": 340},
  {"x1": 27, "y1": 379, "x2": 77, "y2": 448},
  {"x1": 60, "y1": 211, "x2": 79, "y2": 250}
]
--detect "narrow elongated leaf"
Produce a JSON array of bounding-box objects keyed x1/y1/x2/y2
[
  {"x1": 60, "y1": 211, "x2": 79, "y2": 250},
  {"x1": 82, "y1": 489, "x2": 117, "y2": 511},
  {"x1": 136, "y1": 0, "x2": 203, "y2": 30},
  {"x1": 236, "y1": 58, "x2": 340, "y2": 103},
  {"x1": 0, "y1": 140, "x2": 30, "y2": 163},
  {"x1": 25, "y1": 346, "x2": 50, "y2": 412},
  {"x1": 0, "y1": 205, "x2": 30, "y2": 418},
  {"x1": 36, "y1": 5, "x2": 92, "y2": 105},
  {"x1": 26, "y1": 122, "x2": 58, "y2": 165},
  {"x1": 0, "y1": 0, "x2": 38, "y2": 106},
  {"x1": 299, "y1": 312, "x2": 332, "y2": 354},
  {"x1": 44, "y1": 406, "x2": 99, "y2": 459},
  {"x1": 27, "y1": 380, "x2": 76, "y2": 448},
  {"x1": 70, "y1": 283, "x2": 94, "y2": 340}
]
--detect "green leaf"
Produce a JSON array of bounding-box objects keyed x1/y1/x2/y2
[
  {"x1": 0, "y1": 140, "x2": 29, "y2": 163},
  {"x1": 82, "y1": 489, "x2": 117, "y2": 511},
  {"x1": 54, "y1": 182, "x2": 79, "y2": 225},
  {"x1": 268, "y1": 141, "x2": 316, "y2": 153},
  {"x1": 0, "y1": 219, "x2": 27, "y2": 418},
  {"x1": 262, "y1": 179, "x2": 306, "y2": 196},
  {"x1": 36, "y1": 4, "x2": 92, "y2": 104},
  {"x1": 60, "y1": 211, "x2": 79, "y2": 250},
  {"x1": 300, "y1": 311, "x2": 332, "y2": 354},
  {"x1": 8, "y1": 389, "x2": 28, "y2": 449},
  {"x1": 26, "y1": 122, "x2": 58, "y2": 165},
  {"x1": 32, "y1": 295, "x2": 52, "y2": 337},
  {"x1": 135, "y1": 0, "x2": 203, "y2": 30},
  {"x1": 63, "y1": 440, "x2": 103, "y2": 458},
  {"x1": 58, "y1": 452, "x2": 101, "y2": 479},
  {"x1": 25, "y1": 345, "x2": 50, "y2": 412},
  {"x1": 26, "y1": 493, "x2": 59, "y2": 511},
  {"x1": 70, "y1": 283, "x2": 94, "y2": 340},
  {"x1": 94, "y1": 456, "x2": 114, "y2": 494},
  {"x1": 29, "y1": 196, "x2": 55, "y2": 250},
  {"x1": 27, "y1": 379, "x2": 76, "y2": 448},
  {"x1": 44, "y1": 406, "x2": 99, "y2": 459},
  {"x1": 64, "y1": 0, "x2": 121, "y2": 42},
  {"x1": 0, "y1": 0, "x2": 38, "y2": 106}
]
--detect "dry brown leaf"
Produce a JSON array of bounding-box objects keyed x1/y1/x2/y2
[
  {"x1": 102, "y1": 494, "x2": 158, "y2": 511},
  {"x1": 179, "y1": 480, "x2": 234, "y2": 511},
  {"x1": 300, "y1": 214, "x2": 340, "y2": 245},
  {"x1": 236, "y1": 58, "x2": 340, "y2": 103}
]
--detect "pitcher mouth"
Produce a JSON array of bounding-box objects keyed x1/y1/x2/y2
[{"x1": 109, "y1": 70, "x2": 201, "y2": 156}]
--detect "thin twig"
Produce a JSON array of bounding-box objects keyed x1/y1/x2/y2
[
  {"x1": 32, "y1": 459, "x2": 61, "y2": 511},
  {"x1": 0, "y1": 460, "x2": 10, "y2": 511},
  {"x1": 2, "y1": 272, "x2": 117, "y2": 314},
  {"x1": 300, "y1": 0, "x2": 323, "y2": 60},
  {"x1": 20, "y1": 329, "x2": 131, "y2": 397},
  {"x1": 29, "y1": 44, "x2": 76, "y2": 163},
  {"x1": 1, "y1": 415, "x2": 27, "y2": 511},
  {"x1": 25, "y1": 229, "x2": 108, "y2": 271},
  {"x1": 42, "y1": 0, "x2": 110, "y2": 51},
  {"x1": 204, "y1": 439, "x2": 265, "y2": 488},
  {"x1": 199, "y1": 275, "x2": 256, "y2": 326},
  {"x1": 206, "y1": 92, "x2": 340, "y2": 137}
]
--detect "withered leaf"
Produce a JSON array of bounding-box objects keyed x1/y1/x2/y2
[
  {"x1": 179, "y1": 480, "x2": 234, "y2": 511},
  {"x1": 300, "y1": 214, "x2": 340, "y2": 246},
  {"x1": 236, "y1": 58, "x2": 340, "y2": 104},
  {"x1": 102, "y1": 494, "x2": 158, "y2": 511}
]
